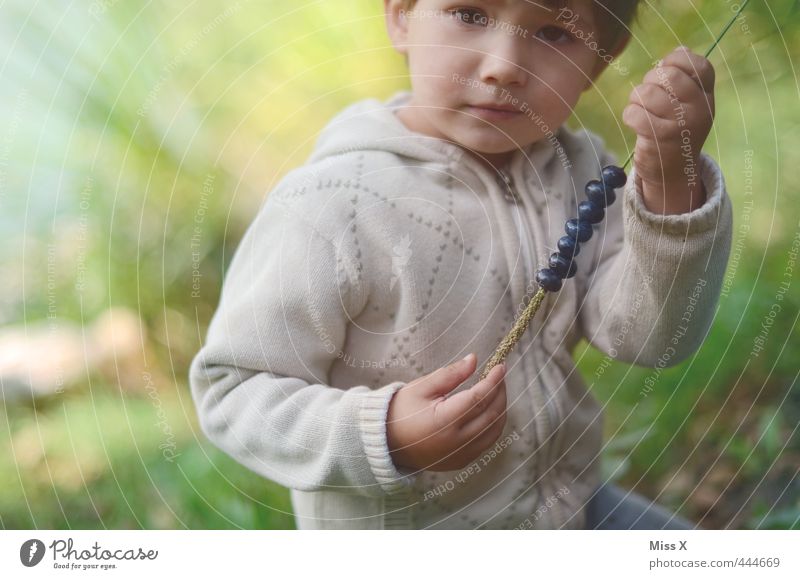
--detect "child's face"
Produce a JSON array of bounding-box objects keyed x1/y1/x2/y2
[{"x1": 386, "y1": 0, "x2": 622, "y2": 167}]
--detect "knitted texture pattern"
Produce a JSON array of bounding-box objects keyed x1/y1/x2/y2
[{"x1": 189, "y1": 90, "x2": 733, "y2": 529}]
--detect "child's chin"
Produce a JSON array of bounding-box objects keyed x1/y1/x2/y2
[{"x1": 460, "y1": 139, "x2": 519, "y2": 156}]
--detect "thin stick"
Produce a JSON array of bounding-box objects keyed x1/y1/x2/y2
[
  {"x1": 478, "y1": 0, "x2": 751, "y2": 381},
  {"x1": 479, "y1": 288, "x2": 546, "y2": 381}
]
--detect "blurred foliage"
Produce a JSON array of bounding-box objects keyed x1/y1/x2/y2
[{"x1": 0, "y1": 0, "x2": 798, "y2": 529}]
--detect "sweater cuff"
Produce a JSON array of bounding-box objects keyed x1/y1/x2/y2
[
  {"x1": 625, "y1": 152, "x2": 727, "y2": 236},
  {"x1": 359, "y1": 381, "x2": 418, "y2": 494}
]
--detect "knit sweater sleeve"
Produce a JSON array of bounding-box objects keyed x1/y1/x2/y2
[
  {"x1": 576, "y1": 147, "x2": 733, "y2": 367},
  {"x1": 188, "y1": 187, "x2": 417, "y2": 497}
]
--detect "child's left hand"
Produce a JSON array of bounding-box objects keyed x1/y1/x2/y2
[{"x1": 622, "y1": 46, "x2": 715, "y2": 215}]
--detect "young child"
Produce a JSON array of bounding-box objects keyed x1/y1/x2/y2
[{"x1": 189, "y1": 0, "x2": 732, "y2": 529}]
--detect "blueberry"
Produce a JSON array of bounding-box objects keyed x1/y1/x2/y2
[
  {"x1": 549, "y1": 252, "x2": 577, "y2": 279},
  {"x1": 536, "y1": 268, "x2": 563, "y2": 292},
  {"x1": 585, "y1": 179, "x2": 617, "y2": 207},
  {"x1": 578, "y1": 200, "x2": 605, "y2": 224},
  {"x1": 602, "y1": 165, "x2": 627, "y2": 189},
  {"x1": 557, "y1": 235, "x2": 580, "y2": 258},
  {"x1": 584, "y1": 180, "x2": 608, "y2": 206},
  {"x1": 565, "y1": 218, "x2": 593, "y2": 242}
]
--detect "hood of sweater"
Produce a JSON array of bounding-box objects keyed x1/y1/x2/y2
[
  {"x1": 300, "y1": 90, "x2": 579, "y2": 333},
  {"x1": 305, "y1": 90, "x2": 561, "y2": 185}
]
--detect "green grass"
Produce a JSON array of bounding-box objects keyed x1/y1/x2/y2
[{"x1": 1, "y1": 388, "x2": 294, "y2": 529}]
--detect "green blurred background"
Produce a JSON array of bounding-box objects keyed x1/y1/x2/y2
[{"x1": 1, "y1": 0, "x2": 798, "y2": 529}]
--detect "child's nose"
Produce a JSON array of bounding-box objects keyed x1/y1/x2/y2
[{"x1": 477, "y1": 40, "x2": 528, "y2": 88}]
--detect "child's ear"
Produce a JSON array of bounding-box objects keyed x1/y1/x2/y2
[
  {"x1": 584, "y1": 33, "x2": 632, "y2": 91},
  {"x1": 384, "y1": 0, "x2": 410, "y2": 55}
]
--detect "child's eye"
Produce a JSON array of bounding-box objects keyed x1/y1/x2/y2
[
  {"x1": 448, "y1": 7, "x2": 487, "y2": 27},
  {"x1": 536, "y1": 25, "x2": 573, "y2": 44}
]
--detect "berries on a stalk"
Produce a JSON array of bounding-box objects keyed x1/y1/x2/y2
[
  {"x1": 578, "y1": 200, "x2": 605, "y2": 224},
  {"x1": 536, "y1": 268, "x2": 563, "y2": 292},
  {"x1": 533, "y1": 166, "x2": 627, "y2": 295},
  {"x1": 557, "y1": 235, "x2": 580, "y2": 258},
  {"x1": 549, "y1": 252, "x2": 577, "y2": 279},
  {"x1": 602, "y1": 165, "x2": 627, "y2": 189},
  {"x1": 585, "y1": 179, "x2": 617, "y2": 207},
  {"x1": 565, "y1": 218, "x2": 593, "y2": 242}
]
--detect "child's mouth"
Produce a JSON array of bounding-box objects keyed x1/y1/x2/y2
[{"x1": 465, "y1": 104, "x2": 522, "y2": 121}]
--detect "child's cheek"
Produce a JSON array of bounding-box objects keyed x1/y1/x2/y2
[
  {"x1": 414, "y1": 52, "x2": 474, "y2": 101},
  {"x1": 535, "y1": 70, "x2": 585, "y2": 119}
]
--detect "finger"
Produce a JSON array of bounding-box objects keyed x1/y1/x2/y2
[
  {"x1": 622, "y1": 102, "x2": 680, "y2": 141},
  {"x1": 642, "y1": 65, "x2": 706, "y2": 105},
  {"x1": 459, "y1": 382, "x2": 507, "y2": 441},
  {"x1": 438, "y1": 363, "x2": 505, "y2": 425},
  {"x1": 457, "y1": 369, "x2": 507, "y2": 425},
  {"x1": 416, "y1": 352, "x2": 476, "y2": 400},
  {"x1": 660, "y1": 46, "x2": 715, "y2": 94},
  {"x1": 628, "y1": 82, "x2": 681, "y2": 122},
  {"x1": 462, "y1": 411, "x2": 507, "y2": 455}
]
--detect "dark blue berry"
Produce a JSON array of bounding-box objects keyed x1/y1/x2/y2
[
  {"x1": 565, "y1": 218, "x2": 593, "y2": 242},
  {"x1": 557, "y1": 235, "x2": 580, "y2": 258},
  {"x1": 602, "y1": 165, "x2": 627, "y2": 189},
  {"x1": 549, "y1": 252, "x2": 577, "y2": 279},
  {"x1": 578, "y1": 200, "x2": 605, "y2": 224},
  {"x1": 585, "y1": 179, "x2": 616, "y2": 207},
  {"x1": 536, "y1": 268, "x2": 563, "y2": 292}
]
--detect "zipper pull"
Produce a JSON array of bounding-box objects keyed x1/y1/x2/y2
[{"x1": 497, "y1": 169, "x2": 520, "y2": 203}]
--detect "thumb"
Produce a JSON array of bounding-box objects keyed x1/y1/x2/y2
[{"x1": 420, "y1": 353, "x2": 476, "y2": 399}]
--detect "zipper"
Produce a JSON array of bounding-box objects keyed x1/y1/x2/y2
[
  {"x1": 496, "y1": 168, "x2": 529, "y2": 277},
  {"x1": 497, "y1": 168, "x2": 519, "y2": 203},
  {"x1": 497, "y1": 167, "x2": 569, "y2": 528}
]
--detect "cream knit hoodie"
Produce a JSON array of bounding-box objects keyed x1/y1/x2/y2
[{"x1": 189, "y1": 90, "x2": 733, "y2": 529}]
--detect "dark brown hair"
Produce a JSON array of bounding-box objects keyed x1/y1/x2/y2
[{"x1": 399, "y1": 0, "x2": 641, "y2": 52}]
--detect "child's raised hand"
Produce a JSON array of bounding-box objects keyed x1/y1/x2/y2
[
  {"x1": 622, "y1": 46, "x2": 715, "y2": 215},
  {"x1": 386, "y1": 353, "x2": 507, "y2": 472}
]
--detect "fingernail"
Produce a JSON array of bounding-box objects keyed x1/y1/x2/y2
[{"x1": 462, "y1": 353, "x2": 474, "y2": 363}]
